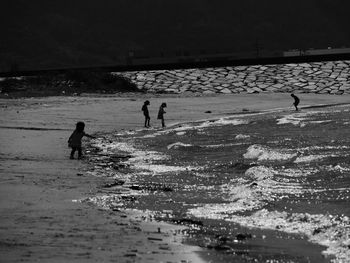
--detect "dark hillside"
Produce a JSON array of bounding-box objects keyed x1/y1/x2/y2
[{"x1": 1, "y1": 0, "x2": 349, "y2": 71}]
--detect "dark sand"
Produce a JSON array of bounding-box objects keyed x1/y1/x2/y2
[{"x1": 1, "y1": 93, "x2": 350, "y2": 262}]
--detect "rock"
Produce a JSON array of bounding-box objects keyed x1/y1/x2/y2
[
  {"x1": 294, "y1": 82, "x2": 308, "y2": 87},
  {"x1": 130, "y1": 185, "x2": 142, "y2": 190},
  {"x1": 117, "y1": 61, "x2": 350, "y2": 95},
  {"x1": 171, "y1": 218, "x2": 203, "y2": 226},
  {"x1": 252, "y1": 87, "x2": 263, "y2": 93},
  {"x1": 236, "y1": 233, "x2": 252, "y2": 240},
  {"x1": 203, "y1": 90, "x2": 215, "y2": 94},
  {"x1": 340, "y1": 85, "x2": 350, "y2": 90},
  {"x1": 159, "y1": 245, "x2": 170, "y2": 250},
  {"x1": 313, "y1": 228, "x2": 323, "y2": 235},
  {"x1": 213, "y1": 244, "x2": 232, "y2": 251},
  {"x1": 220, "y1": 88, "x2": 232, "y2": 94},
  {"x1": 165, "y1": 88, "x2": 178, "y2": 93},
  {"x1": 226, "y1": 74, "x2": 237, "y2": 79},
  {"x1": 216, "y1": 235, "x2": 233, "y2": 243},
  {"x1": 250, "y1": 182, "x2": 258, "y2": 188},
  {"x1": 103, "y1": 180, "x2": 125, "y2": 188},
  {"x1": 124, "y1": 253, "x2": 137, "y2": 257},
  {"x1": 246, "y1": 88, "x2": 258, "y2": 94},
  {"x1": 109, "y1": 154, "x2": 132, "y2": 161},
  {"x1": 147, "y1": 237, "x2": 163, "y2": 241},
  {"x1": 304, "y1": 85, "x2": 318, "y2": 90},
  {"x1": 272, "y1": 84, "x2": 285, "y2": 89},
  {"x1": 256, "y1": 84, "x2": 269, "y2": 90},
  {"x1": 265, "y1": 87, "x2": 277, "y2": 92},
  {"x1": 317, "y1": 90, "x2": 329, "y2": 94},
  {"x1": 299, "y1": 63, "x2": 312, "y2": 68},
  {"x1": 235, "y1": 66, "x2": 247, "y2": 71}
]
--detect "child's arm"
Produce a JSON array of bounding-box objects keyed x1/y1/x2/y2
[
  {"x1": 68, "y1": 132, "x2": 74, "y2": 147},
  {"x1": 68, "y1": 133, "x2": 73, "y2": 143},
  {"x1": 84, "y1": 133, "x2": 96, "y2": 139}
]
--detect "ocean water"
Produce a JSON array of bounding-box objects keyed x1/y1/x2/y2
[{"x1": 84, "y1": 106, "x2": 350, "y2": 262}]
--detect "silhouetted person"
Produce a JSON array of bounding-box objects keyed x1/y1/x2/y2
[
  {"x1": 158, "y1": 102, "x2": 167, "y2": 128},
  {"x1": 142, "y1": 100, "x2": 150, "y2": 127},
  {"x1": 68, "y1": 121, "x2": 95, "y2": 159},
  {"x1": 291, "y1": 94, "x2": 300, "y2": 111}
]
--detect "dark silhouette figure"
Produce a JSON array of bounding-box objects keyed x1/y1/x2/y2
[
  {"x1": 68, "y1": 121, "x2": 95, "y2": 159},
  {"x1": 291, "y1": 94, "x2": 300, "y2": 111},
  {"x1": 142, "y1": 100, "x2": 150, "y2": 127},
  {"x1": 157, "y1": 102, "x2": 167, "y2": 128}
]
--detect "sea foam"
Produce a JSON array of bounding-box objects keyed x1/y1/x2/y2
[
  {"x1": 277, "y1": 111, "x2": 330, "y2": 127},
  {"x1": 235, "y1": 134, "x2": 251, "y2": 140},
  {"x1": 243, "y1": 144, "x2": 297, "y2": 161},
  {"x1": 188, "y1": 206, "x2": 350, "y2": 262},
  {"x1": 139, "y1": 118, "x2": 249, "y2": 138},
  {"x1": 227, "y1": 210, "x2": 350, "y2": 263},
  {"x1": 92, "y1": 139, "x2": 196, "y2": 175},
  {"x1": 167, "y1": 142, "x2": 192, "y2": 150}
]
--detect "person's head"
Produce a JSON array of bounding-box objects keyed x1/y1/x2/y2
[
  {"x1": 144, "y1": 100, "x2": 150, "y2": 105},
  {"x1": 161, "y1": 102, "x2": 167, "y2": 108},
  {"x1": 76, "y1": 121, "x2": 85, "y2": 132},
  {"x1": 291, "y1": 93, "x2": 295, "y2": 97}
]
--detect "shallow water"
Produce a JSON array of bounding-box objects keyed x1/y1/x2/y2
[{"x1": 85, "y1": 106, "x2": 350, "y2": 262}]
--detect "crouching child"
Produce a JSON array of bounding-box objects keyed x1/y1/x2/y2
[{"x1": 68, "y1": 121, "x2": 95, "y2": 159}]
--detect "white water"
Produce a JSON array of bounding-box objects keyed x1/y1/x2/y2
[
  {"x1": 88, "y1": 106, "x2": 350, "y2": 262},
  {"x1": 91, "y1": 139, "x2": 197, "y2": 175}
]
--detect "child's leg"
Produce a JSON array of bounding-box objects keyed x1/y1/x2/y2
[
  {"x1": 70, "y1": 147, "x2": 76, "y2": 159},
  {"x1": 294, "y1": 103, "x2": 298, "y2": 111},
  {"x1": 161, "y1": 119, "x2": 165, "y2": 127},
  {"x1": 77, "y1": 147, "x2": 83, "y2": 158}
]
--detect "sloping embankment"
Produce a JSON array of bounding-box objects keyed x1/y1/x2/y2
[{"x1": 119, "y1": 60, "x2": 350, "y2": 95}]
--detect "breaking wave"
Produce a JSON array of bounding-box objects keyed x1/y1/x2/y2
[{"x1": 243, "y1": 144, "x2": 298, "y2": 161}]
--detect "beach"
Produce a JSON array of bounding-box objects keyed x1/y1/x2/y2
[{"x1": 1, "y1": 92, "x2": 350, "y2": 262}]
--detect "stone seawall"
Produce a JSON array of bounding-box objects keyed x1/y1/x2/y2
[{"x1": 117, "y1": 60, "x2": 350, "y2": 95}]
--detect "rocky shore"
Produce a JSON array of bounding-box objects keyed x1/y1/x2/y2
[{"x1": 119, "y1": 60, "x2": 350, "y2": 95}]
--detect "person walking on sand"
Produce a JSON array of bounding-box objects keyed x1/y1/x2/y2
[
  {"x1": 142, "y1": 100, "x2": 151, "y2": 128},
  {"x1": 291, "y1": 93, "x2": 300, "y2": 111},
  {"x1": 68, "y1": 121, "x2": 95, "y2": 159},
  {"x1": 158, "y1": 102, "x2": 167, "y2": 128}
]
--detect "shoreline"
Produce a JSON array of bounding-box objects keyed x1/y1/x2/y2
[{"x1": 1, "y1": 93, "x2": 350, "y2": 262}]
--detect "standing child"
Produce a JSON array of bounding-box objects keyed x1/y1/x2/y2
[
  {"x1": 68, "y1": 121, "x2": 95, "y2": 159},
  {"x1": 142, "y1": 100, "x2": 150, "y2": 128},
  {"x1": 157, "y1": 102, "x2": 167, "y2": 128},
  {"x1": 291, "y1": 93, "x2": 300, "y2": 111}
]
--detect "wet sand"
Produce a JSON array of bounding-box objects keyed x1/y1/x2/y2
[{"x1": 1, "y1": 93, "x2": 350, "y2": 262}]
